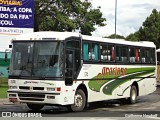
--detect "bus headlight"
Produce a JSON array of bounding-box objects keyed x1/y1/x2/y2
[
  {"x1": 9, "y1": 94, "x2": 16, "y2": 97},
  {"x1": 10, "y1": 80, "x2": 16, "y2": 84},
  {"x1": 47, "y1": 88, "x2": 55, "y2": 91},
  {"x1": 9, "y1": 86, "x2": 18, "y2": 89},
  {"x1": 47, "y1": 87, "x2": 61, "y2": 92}
]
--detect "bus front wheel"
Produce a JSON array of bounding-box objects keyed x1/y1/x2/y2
[
  {"x1": 27, "y1": 103, "x2": 44, "y2": 111},
  {"x1": 70, "y1": 89, "x2": 86, "y2": 112},
  {"x1": 128, "y1": 85, "x2": 137, "y2": 104}
]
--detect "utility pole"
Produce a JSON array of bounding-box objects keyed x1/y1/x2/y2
[{"x1": 115, "y1": 0, "x2": 117, "y2": 39}]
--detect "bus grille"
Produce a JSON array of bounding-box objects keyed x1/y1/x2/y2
[
  {"x1": 19, "y1": 86, "x2": 44, "y2": 90},
  {"x1": 18, "y1": 93, "x2": 45, "y2": 101},
  {"x1": 19, "y1": 86, "x2": 29, "y2": 90}
]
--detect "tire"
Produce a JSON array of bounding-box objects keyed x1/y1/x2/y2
[
  {"x1": 27, "y1": 103, "x2": 44, "y2": 111},
  {"x1": 70, "y1": 89, "x2": 86, "y2": 112},
  {"x1": 128, "y1": 85, "x2": 137, "y2": 104}
]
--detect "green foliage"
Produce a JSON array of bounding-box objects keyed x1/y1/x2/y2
[
  {"x1": 104, "y1": 34, "x2": 125, "y2": 39},
  {"x1": 126, "y1": 32, "x2": 139, "y2": 41},
  {"x1": 34, "y1": 0, "x2": 106, "y2": 35},
  {"x1": 138, "y1": 9, "x2": 160, "y2": 48},
  {"x1": 126, "y1": 9, "x2": 160, "y2": 48}
]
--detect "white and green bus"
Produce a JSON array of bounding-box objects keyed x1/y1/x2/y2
[{"x1": 8, "y1": 31, "x2": 156, "y2": 111}]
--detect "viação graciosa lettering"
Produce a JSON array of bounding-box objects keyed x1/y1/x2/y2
[{"x1": 96, "y1": 67, "x2": 127, "y2": 84}]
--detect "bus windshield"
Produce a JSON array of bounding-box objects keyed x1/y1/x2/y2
[{"x1": 9, "y1": 41, "x2": 64, "y2": 79}]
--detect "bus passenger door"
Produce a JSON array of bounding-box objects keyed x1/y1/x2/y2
[{"x1": 65, "y1": 49, "x2": 75, "y2": 85}]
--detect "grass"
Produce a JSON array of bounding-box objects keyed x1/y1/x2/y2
[
  {"x1": 0, "y1": 85, "x2": 8, "y2": 98},
  {"x1": 0, "y1": 78, "x2": 8, "y2": 98}
]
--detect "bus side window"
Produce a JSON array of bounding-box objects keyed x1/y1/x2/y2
[
  {"x1": 116, "y1": 46, "x2": 128, "y2": 62},
  {"x1": 129, "y1": 47, "x2": 140, "y2": 63},
  {"x1": 157, "y1": 51, "x2": 160, "y2": 64},
  {"x1": 116, "y1": 46, "x2": 121, "y2": 61},
  {"x1": 88, "y1": 49, "x2": 95, "y2": 60},
  {"x1": 88, "y1": 44, "x2": 98, "y2": 61},
  {"x1": 142, "y1": 48, "x2": 145, "y2": 63},
  {"x1": 109, "y1": 45, "x2": 115, "y2": 61},
  {"x1": 100, "y1": 44, "x2": 114, "y2": 62},
  {"x1": 100, "y1": 45, "x2": 107, "y2": 61},
  {"x1": 83, "y1": 43, "x2": 98, "y2": 61},
  {"x1": 129, "y1": 47, "x2": 135, "y2": 63},
  {"x1": 135, "y1": 48, "x2": 140, "y2": 62},
  {"x1": 142, "y1": 48, "x2": 150, "y2": 63},
  {"x1": 151, "y1": 48, "x2": 155, "y2": 63},
  {"x1": 121, "y1": 47, "x2": 128, "y2": 62},
  {"x1": 83, "y1": 43, "x2": 89, "y2": 61}
]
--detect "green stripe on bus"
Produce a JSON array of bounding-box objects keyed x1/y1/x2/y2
[
  {"x1": 102, "y1": 70, "x2": 154, "y2": 95},
  {"x1": 88, "y1": 67, "x2": 155, "y2": 93}
]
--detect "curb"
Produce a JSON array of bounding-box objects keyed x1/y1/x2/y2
[
  {"x1": 0, "y1": 98, "x2": 14, "y2": 105},
  {"x1": 0, "y1": 102, "x2": 14, "y2": 105}
]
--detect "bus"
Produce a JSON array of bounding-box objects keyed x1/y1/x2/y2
[
  {"x1": 7, "y1": 31, "x2": 156, "y2": 111},
  {"x1": 0, "y1": 50, "x2": 11, "y2": 83},
  {"x1": 156, "y1": 49, "x2": 160, "y2": 82}
]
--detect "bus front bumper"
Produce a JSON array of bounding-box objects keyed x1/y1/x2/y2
[{"x1": 7, "y1": 90, "x2": 72, "y2": 105}]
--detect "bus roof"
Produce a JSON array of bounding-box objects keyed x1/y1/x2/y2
[
  {"x1": 82, "y1": 35, "x2": 155, "y2": 48},
  {"x1": 12, "y1": 31, "x2": 80, "y2": 41},
  {"x1": 12, "y1": 31, "x2": 155, "y2": 48},
  {"x1": 157, "y1": 49, "x2": 160, "y2": 52}
]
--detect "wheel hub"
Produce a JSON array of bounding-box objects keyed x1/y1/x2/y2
[
  {"x1": 74, "y1": 94, "x2": 83, "y2": 107},
  {"x1": 132, "y1": 89, "x2": 136, "y2": 100}
]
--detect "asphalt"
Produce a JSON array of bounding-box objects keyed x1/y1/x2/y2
[{"x1": 157, "y1": 81, "x2": 160, "y2": 87}]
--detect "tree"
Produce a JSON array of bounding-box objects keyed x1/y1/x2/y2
[
  {"x1": 34, "y1": 0, "x2": 106, "y2": 35},
  {"x1": 104, "y1": 34, "x2": 125, "y2": 39},
  {"x1": 138, "y1": 9, "x2": 160, "y2": 48},
  {"x1": 126, "y1": 32, "x2": 139, "y2": 41}
]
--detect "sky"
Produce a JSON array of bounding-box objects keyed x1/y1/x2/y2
[
  {"x1": 0, "y1": 0, "x2": 160, "y2": 51},
  {"x1": 0, "y1": 35, "x2": 13, "y2": 52},
  {"x1": 91, "y1": 0, "x2": 160, "y2": 37}
]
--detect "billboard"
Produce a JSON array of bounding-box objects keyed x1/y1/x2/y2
[{"x1": 0, "y1": 0, "x2": 34, "y2": 35}]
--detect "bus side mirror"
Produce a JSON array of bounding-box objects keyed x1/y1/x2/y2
[{"x1": 9, "y1": 45, "x2": 12, "y2": 48}]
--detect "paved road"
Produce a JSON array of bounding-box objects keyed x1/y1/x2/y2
[{"x1": 0, "y1": 87, "x2": 160, "y2": 118}]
